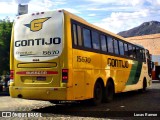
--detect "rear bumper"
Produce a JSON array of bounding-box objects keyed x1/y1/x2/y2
[{"x1": 9, "y1": 86, "x2": 67, "y2": 101}]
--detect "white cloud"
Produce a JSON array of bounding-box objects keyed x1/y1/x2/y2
[
  {"x1": 88, "y1": 14, "x2": 96, "y2": 17},
  {"x1": 59, "y1": 8, "x2": 81, "y2": 14},
  {"x1": 15, "y1": 0, "x2": 31, "y2": 4},
  {"x1": 93, "y1": 10, "x2": 151, "y2": 33},
  {"x1": 85, "y1": 0, "x2": 145, "y2": 6},
  {"x1": 0, "y1": 1, "x2": 17, "y2": 14},
  {"x1": 0, "y1": 0, "x2": 159, "y2": 33}
]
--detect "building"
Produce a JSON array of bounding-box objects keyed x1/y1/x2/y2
[{"x1": 126, "y1": 33, "x2": 160, "y2": 80}]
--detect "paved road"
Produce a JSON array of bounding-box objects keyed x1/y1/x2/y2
[{"x1": 0, "y1": 80, "x2": 160, "y2": 119}]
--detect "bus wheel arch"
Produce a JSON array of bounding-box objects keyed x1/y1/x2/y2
[
  {"x1": 103, "y1": 78, "x2": 115, "y2": 103},
  {"x1": 91, "y1": 78, "x2": 104, "y2": 106}
]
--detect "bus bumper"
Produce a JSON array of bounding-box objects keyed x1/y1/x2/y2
[{"x1": 9, "y1": 86, "x2": 68, "y2": 101}]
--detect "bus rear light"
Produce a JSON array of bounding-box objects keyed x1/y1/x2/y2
[
  {"x1": 10, "y1": 70, "x2": 14, "y2": 81},
  {"x1": 62, "y1": 69, "x2": 68, "y2": 83}
]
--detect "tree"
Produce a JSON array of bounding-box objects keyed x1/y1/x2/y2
[{"x1": 0, "y1": 19, "x2": 13, "y2": 75}]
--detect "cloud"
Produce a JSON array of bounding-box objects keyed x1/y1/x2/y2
[
  {"x1": 0, "y1": 1, "x2": 17, "y2": 14},
  {"x1": 59, "y1": 8, "x2": 81, "y2": 14},
  {"x1": 93, "y1": 10, "x2": 151, "y2": 33},
  {"x1": 85, "y1": 0, "x2": 145, "y2": 6},
  {"x1": 15, "y1": 0, "x2": 31, "y2": 4},
  {"x1": 88, "y1": 14, "x2": 96, "y2": 17}
]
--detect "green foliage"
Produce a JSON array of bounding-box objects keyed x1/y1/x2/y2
[{"x1": 0, "y1": 19, "x2": 13, "y2": 75}]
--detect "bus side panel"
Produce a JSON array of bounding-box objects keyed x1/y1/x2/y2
[{"x1": 72, "y1": 49, "x2": 101, "y2": 100}]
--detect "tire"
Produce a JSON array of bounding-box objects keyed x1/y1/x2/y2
[
  {"x1": 49, "y1": 100, "x2": 60, "y2": 104},
  {"x1": 103, "y1": 81, "x2": 114, "y2": 103},
  {"x1": 91, "y1": 81, "x2": 103, "y2": 106},
  {"x1": 139, "y1": 79, "x2": 147, "y2": 93}
]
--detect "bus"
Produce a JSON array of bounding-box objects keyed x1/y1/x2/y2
[{"x1": 9, "y1": 10, "x2": 152, "y2": 105}]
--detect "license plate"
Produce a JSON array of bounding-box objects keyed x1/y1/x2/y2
[{"x1": 36, "y1": 76, "x2": 46, "y2": 81}]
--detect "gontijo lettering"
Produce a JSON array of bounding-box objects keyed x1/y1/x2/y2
[
  {"x1": 15, "y1": 37, "x2": 61, "y2": 47},
  {"x1": 107, "y1": 58, "x2": 129, "y2": 68}
]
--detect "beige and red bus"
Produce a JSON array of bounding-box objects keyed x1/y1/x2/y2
[{"x1": 9, "y1": 10, "x2": 152, "y2": 105}]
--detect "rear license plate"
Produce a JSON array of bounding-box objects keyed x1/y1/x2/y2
[{"x1": 36, "y1": 76, "x2": 46, "y2": 81}]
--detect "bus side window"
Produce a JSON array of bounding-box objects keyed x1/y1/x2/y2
[
  {"x1": 119, "y1": 41, "x2": 124, "y2": 55},
  {"x1": 83, "y1": 28, "x2": 92, "y2": 48},
  {"x1": 72, "y1": 24, "x2": 78, "y2": 46},
  {"x1": 124, "y1": 43, "x2": 128, "y2": 56},
  {"x1": 113, "y1": 39, "x2": 119, "y2": 55},
  {"x1": 140, "y1": 49, "x2": 143, "y2": 60},
  {"x1": 91, "y1": 31, "x2": 100, "y2": 50},
  {"x1": 107, "y1": 36, "x2": 114, "y2": 53},
  {"x1": 128, "y1": 44, "x2": 133, "y2": 58},
  {"x1": 77, "y1": 25, "x2": 82, "y2": 46},
  {"x1": 100, "y1": 35, "x2": 107, "y2": 52},
  {"x1": 133, "y1": 46, "x2": 136, "y2": 58},
  {"x1": 143, "y1": 49, "x2": 146, "y2": 61},
  {"x1": 136, "y1": 47, "x2": 140, "y2": 59}
]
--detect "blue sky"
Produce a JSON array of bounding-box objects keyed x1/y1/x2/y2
[{"x1": 0, "y1": 0, "x2": 160, "y2": 33}]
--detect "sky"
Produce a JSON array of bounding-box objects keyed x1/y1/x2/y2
[{"x1": 0, "y1": 0, "x2": 160, "y2": 33}]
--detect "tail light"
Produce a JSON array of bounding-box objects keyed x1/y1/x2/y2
[
  {"x1": 62, "y1": 69, "x2": 68, "y2": 83},
  {"x1": 10, "y1": 70, "x2": 14, "y2": 82}
]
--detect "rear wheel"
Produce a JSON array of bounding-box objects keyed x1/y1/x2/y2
[
  {"x1": 91, "y1": 81, "x2": 103, "y2": 106},
  {"x1": 103, "y1": 81, "x2": 114, "y2": 103},
  {"x1": 49, "y1": 100, "x2": 60, "y2": 104}
]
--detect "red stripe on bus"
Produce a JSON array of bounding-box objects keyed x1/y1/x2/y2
[{"x1": 16, "y1": 71, "x2": 58, "y2": 75}]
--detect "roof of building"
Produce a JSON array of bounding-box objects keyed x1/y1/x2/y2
[
  {"x1": 125, "y1": 33, "x2": 160, "y2": 55},
  {"x1": 126, "y1": 33, "x2": 160, "y2": 40}
]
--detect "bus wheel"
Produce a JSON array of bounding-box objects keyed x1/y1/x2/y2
[
  {"x1": 103, "y1": 80, "x2": 114, "y2": 103},
  {"x1": 139, "y1": 79, "x2": 147, "y2": 93},
  {"x1": 49, "y1": 100, "x2": 60, "y2": 104},
  {"x1": 91, "y1": 81, "x2": 103, "y2": 106}
]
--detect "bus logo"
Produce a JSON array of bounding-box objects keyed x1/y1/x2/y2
[{"x1": 24, "y1": 17, "x2": 51, "y2": 32}]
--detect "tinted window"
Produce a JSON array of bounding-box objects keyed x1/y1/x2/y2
[
  {"x1": 114, "y1": 39, "x2": 119, "y2": 55},
  {"x1": 73, "y1": 24, "x2": 77, "y2": 45},
  {"x1": 100, "y1": 35, "x2": 107, "y2": 52},
  {"x1": 119, "y1": 41, "x2": 124, "y2": 55},
  {"x1": 83, "y1": 28, "x2": 91, "y2": 48},
  {"x1": 136, "y1": 47, "x2": 141, "y2": 58},
  {"x1": 77, "y1": 25, "x2": 82, "y2": 46},
  {"x1": 133, "y1": 46, "x2": 136, "y2": 58},
  {"x1": 128, "y1": 44, "x2": 133, "y2": 57},
  {"x1": 92, "y1": 31, "x2": 100, "y2": 50},
  {"x1": 107, "y1": 36, "x2": 114, "y2": 53},
  {"x1": 124, "y1": 43, "x2": 128, "y2": 56}
]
